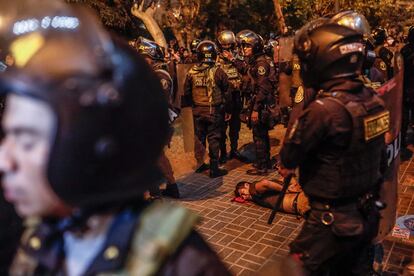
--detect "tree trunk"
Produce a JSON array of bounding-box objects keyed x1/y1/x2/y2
[
  {"x1": 131, "y1": 2, "x2": 167, "y2": 49},
  {"x1": 272, "y1": 0, "x2": 287, "y2": 34},
  {"x1": 172, "y1": 27, "x2": 186, "y2": 48}
]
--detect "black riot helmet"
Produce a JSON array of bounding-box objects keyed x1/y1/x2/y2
[
  {"x1": 0, "y1": 0, "x2": 170, "y2": 209},
  {"x1": 236, "y1": 29, "x2": 264, "y2": 55},
  {"x1": 190, "y1": 39, "x2": 201, "y2": 53},
  {"x1": 217, "y1": 30, "x2": 237, "y2": 51},
  {"x1": 196, "y1": 40, "x2": 218, "y2": 63},
  {"x1": 408, "y1": 26, "x2": 414, "y2": 44},
  {"x1": 294, "y1": 18, "x2": 365, "y2": 88},
  {"x1": 331, "y1": 11, "x2": 376, "y2": 70},
  {"x1": 372, "y1": 27, "x2": 387, "y2": 46},
  {"x1": 135, "y1": 37, "x2": 165, "y2": 61}
]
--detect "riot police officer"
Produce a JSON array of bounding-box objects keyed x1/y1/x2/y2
[
  {"x1": 0, "y1": 1, "x2": 230, "y2": 274},
  {"x1": 372, "y1": 27, "x2": 394, "y2": 81},
  {"x1": 332, "y1": 11, "x2": 385, "y2": 87},
  {"x1": 237, "y1": 30, "x2": 278, "y2": 175},
  {"x1": 216, "y1": 30, "x2": 245, "y2": 162},
  {"x1": 183, "y1": 40, "x2": 231, "y2": 178},
  {"x1": 184, "y1": 39, "x2": 201, "y2": 64},
  {"x1": 401, "y1": 26, "x2": 414, "y2": 148},
  {"x1": 136, "y1": 37, "x2": 180, "y2": 198},
  {"x1": 279, "y1": 18, "x2": 388, "y2": 274}
]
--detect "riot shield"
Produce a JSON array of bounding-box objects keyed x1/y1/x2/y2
[
  {"x1": 278, "y1": 37, "x2": 294, "y2": 108},
  {"x1": 176, "y1": 63, "x2": 195, "y2": 152},
  {"x1": 375, "y1": 51, "x2": 404, "y2": 242}
]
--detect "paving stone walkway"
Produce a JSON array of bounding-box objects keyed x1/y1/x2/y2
[{"x1": 166, "y1": 124, "x2": 414, "y2": 275}]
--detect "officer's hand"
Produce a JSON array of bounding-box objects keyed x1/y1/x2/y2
[
  {"x1": 225, "y1": 113, "x2": 232, "y2": 121},
  {"x1": 278, "y1": 166, "x2": 295, "y2": 178},
  {"x1": 251, "y1": 111, "x2": 259, "y2": 123},
  {"x1": 223, "y1": 50, "x2": 234, "y2": 61}
]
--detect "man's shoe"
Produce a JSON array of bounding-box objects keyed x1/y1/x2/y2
[
  {"x1": 162, "y1": 183, "x2": 180, "y2": 199},
  {"x1": 246, "y1": 168, "x2": 268, "y2": 176},
  {"x1": 209, "y1": 167, "x2": 228, "y2": 178},
  {"x1": 195, "y1": 163, "x2": 209, "y2": 173}
]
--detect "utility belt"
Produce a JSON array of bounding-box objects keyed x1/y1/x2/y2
[
  {"x1": 309, "y1": 192, "x2": 378, "y2": 226},
  {"x1": 193, "y1": 103, "x2": 225, "y2": 115}
]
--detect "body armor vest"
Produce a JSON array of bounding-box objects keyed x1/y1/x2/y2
[
  {"x1": 246, "y1": 54, "x2": 277, "y2": 105},
  {"x1": 189, "y1": 64, "x2": 223, "y2": 106},
  {"x1": 218, "y1": 57, "x2": 242, "y2": 90},
  {"x1": 300, "y1": 89, "x2": 388, "y2": 200},
  {"x1": 254, "y1": 55, "x2": 278, "y2": 89}
]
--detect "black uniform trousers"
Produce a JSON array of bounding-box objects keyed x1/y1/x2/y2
[
  {"x1": 252, "y1": 121, "x2": 270, "y2": 169},
  {"x1": 290, "y1": 201, "x2": 380, "y2": 275},
  {"x1": 220, "y1": 92, "x2": 242, "y2": 154},
  {"x1": 193, "y1": 106, "x2": 224, "y2": 165}
]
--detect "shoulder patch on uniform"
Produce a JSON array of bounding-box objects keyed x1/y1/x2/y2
[
  {"x1": 160, "y1": 78, "x2": 169, "y2": 90},
  {"x1": 294, "y1": 86, "x2": 304, "y2": 104},
  {"x1": 257, "y1": 66, "x2": 266, "y2": 75},
  {"x1": 363, "y1": 110, "x2": 390, "y2": 141},
  {"x1": 380, "y1": 61, "x2": 386, "y2": 71}
]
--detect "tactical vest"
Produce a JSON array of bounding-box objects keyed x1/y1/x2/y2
[
  {"x1": 300, "y1": 89, "x2": 389, "y2": 200},
  {"x1": 218, "y1": 58, "x2": 242, "y2": 90},
  {"x1": 189, "y1": 65, "x2": 223, "y2": 106}
]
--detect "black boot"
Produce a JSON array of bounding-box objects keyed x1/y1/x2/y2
[
  {"x1": 162, "y1": 183, "x2": 180, "y2": 199},
  {"x1": 209, "y1": 162, "x2": 228, "y2": 178},
  {"x1": 219, "y1": 152, "x2": 228, "y2": 164},
  {"x1": 195, "y1": 163, "x2": 209, "y2": 173}
]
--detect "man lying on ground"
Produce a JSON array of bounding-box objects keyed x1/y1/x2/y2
[{"x1": 234, "y1": 177, "x2": 310, "y2": 216}]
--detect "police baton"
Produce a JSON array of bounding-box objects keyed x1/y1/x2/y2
[{"x1": 267, "y1": 173, "x2": 293, "y2": 225}]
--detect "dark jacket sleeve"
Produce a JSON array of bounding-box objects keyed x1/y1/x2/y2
[{"x1": 159, "y1": 230, "x2": 231, "y2": 276}]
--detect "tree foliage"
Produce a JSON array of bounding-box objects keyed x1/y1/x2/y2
[
  {"x1": 65, "y1": 0, "x2": 148, "y2": 37},
  {"x1": 65, "y1": 0, "x2": 414, "y2": 43},
  {"x1": 281, "y1": 0, "x2": 414, "y2": 31}
]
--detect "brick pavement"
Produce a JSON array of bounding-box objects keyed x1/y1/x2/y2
[{"x1": 166, "y1": 125, "x2": 414, "y2": 275}]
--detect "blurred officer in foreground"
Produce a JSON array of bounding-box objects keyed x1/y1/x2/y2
[
  {"x1": 401, "y1": 26, "x2": 414, "y2": 148},
  {"x1": 136, "y1": 37, "x2": 180, "y2": 198},
  {"x1": 0, "y1": 1, "x2": 230, "y2": 274},
  {"x1": 216, "y1": 30, "x2": 245, "y2": 163},
  {"x1": 237, "y1": 30, "x2": 278, "y2": 175},
  {"x1": 183, "y1": 40, "x2": 231, "y2": 178},
  {"x1": 279, "y1": 17, "x2": 388, "y2": 274}
]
